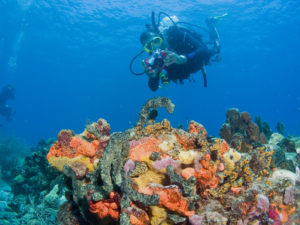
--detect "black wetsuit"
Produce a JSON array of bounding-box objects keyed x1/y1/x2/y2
[{"x1": 148, "y1": 26, "x2": 218, "y2": 91}]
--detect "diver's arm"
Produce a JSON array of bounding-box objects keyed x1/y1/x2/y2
[
  {"x1": 183, "y1": 34, "x2": 218, "y2": 64},
  {"x1": 164, "y1": 50, "x2": 187, "y2": 66},
  {"x1": 177, "y1": 29, "x2": 211, "y2": 62}
]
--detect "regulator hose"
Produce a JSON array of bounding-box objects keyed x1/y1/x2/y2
[{"x1": 129, "y1": 50, "x2": 146, "y2": 76}]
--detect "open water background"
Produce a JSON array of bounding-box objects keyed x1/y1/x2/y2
[{"x1": 0, "y1": 0, "x2": 300, "y2": 145}]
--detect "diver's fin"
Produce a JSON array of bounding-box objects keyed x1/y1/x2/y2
[
  {"x1": 200, "y1": 67, "x2": 207, "y2": 88},
  {"x1": 214, "y1": 13, "x2": 228, "y2": 21},
  {"x1": 207, "y1": 13, "x2": 228, "y2": 25}
]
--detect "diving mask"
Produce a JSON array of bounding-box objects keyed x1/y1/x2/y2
[{"x1": 143, "y1": 36, "x2": 163, "y2": 53}]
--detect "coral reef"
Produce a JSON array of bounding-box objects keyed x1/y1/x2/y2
[
  {"x1": 47, "y1": 118, "x2": 110, "y2": 172},
  {"x1": 220, "y1": 109, "x2": 269, "y2": 151},
  {"x1": 268, "y1": 133, "x2": 298, "y2": 172},
  {"x1": 12, "y1": 138, "x2": 62, "y2": 196},
  {"x1": 0, "y1": 181, "x2": 19, "y2": 225},
  {"x1": 0, "y1": 139, "x2": 66, "y2": 224},
  {"x1": 47, "y1": 98, "x2": 298, "y2": 224},
  {"x1": 276, "y1": 122, "x2": 286, "y2": 135},
  {"x1": 0, "y1": 134, "x2": 29, "y2": 181},
  {"x1": 278, "y1": 138, "x2": 296, "y2": 153},
  {"x1": 255, "y1": 116, "x2": 273, "y2": 140},
  {"x1": 17, "y1": 193, "x2": 59, "y2": 225},
  {"x1": 220, "y1": 109, "x2": 298, "y2": 173}
]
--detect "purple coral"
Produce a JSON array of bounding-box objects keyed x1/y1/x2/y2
[
  {"x1": 249, "y1": 194, "x2": 269, "y2": 218},
  {"x1": 284, "y1": 186, "x2": 295, "y2": 205},
  {"x1": 124, "y1": 159, "x2": 135, "y2": 174},
  {"x1": 129, "y1": 140, "x2": 142, "y2": 148},
  {"x1": 153, "y1": 157, "x2": 178, "y2": 170},
  {"x1": 194, "y1": 154, "x2": 203, "y2": 172},
  {"x1": 129, "y1": 137, "x2": 150, "y2": 148},
  {"x1": 189, "y1": 215, "x2": 202, "y2": 225},
  {"x1": 257, "y1": 194, "x2": 269, "y2": 212}
]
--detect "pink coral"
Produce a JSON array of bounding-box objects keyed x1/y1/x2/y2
[
  {"x1": 153, "y1": 157, "x2": 178, "y2": 170},
  {"x1": 257, "y1": 194, "x2": 270, "y2": 212},
  {"x1": 249, "y1": 194, "x2": 269, "y2": 217},
  {"x1": 194, "y1": 154, "x2": 202, "y2": 172},
  {"x1": 189, "y1": 215, "x2": 202, "y2": 225},
  {"x1": 268, "y1": 209, "x2": 282, "y2": 225},
  {"x1": 284, "y1": 186, "x2": 295, "y2": 205},
  {"x1": 129, "y1": 140, "x2": 142, "y2": 148},
  {"x1": 124, "y1": 159, "x2": 135, "y2": 174}
]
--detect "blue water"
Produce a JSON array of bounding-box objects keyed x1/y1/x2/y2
[{"x1": 1, "y1": 0, "x2": 300, "y2": 145}]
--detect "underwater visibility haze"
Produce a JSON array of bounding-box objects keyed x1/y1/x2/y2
[
  {"x1": 0, "y1": 0, "x2": 300, "y2": 144},
  {"x1": 0, "y1": 0, "x2": 300, "y2": 224}
]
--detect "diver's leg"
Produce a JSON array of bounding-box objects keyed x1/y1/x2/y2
[
  {"x1": 148, "y1": 76, "x2": 160, "y2": 91},
  {"x1": 206, "y1": 19, "x2": 220, "y2": 42},
  {"x1": 205, "y1": 13, "x2": 227, "y2": 54},
  {"x1": 205, "y1": 18, "x2": 220, "y2": 54}
]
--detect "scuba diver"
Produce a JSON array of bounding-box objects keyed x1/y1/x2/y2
[
  {"x1": 130, "y1": 12, "x2": 227, "y2": 91},
  {"x1": 0, "y1": 85, "x2": 15, "y2": 122}
]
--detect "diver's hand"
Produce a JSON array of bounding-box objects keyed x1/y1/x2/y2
[
  {"x1": 164, "y1": 50, "x2": 187, "y2": 66},
  {"x1": 164, "y1": 50, "x2": 178, "y2": 66},
  {"x1": 142, "y1": 61, "x2": 157, "y2": 78},
  {"x1": 146, "y1": 70, "x2": 157, "y2": 78}
]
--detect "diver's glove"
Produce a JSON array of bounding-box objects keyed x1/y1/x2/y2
[
  {"x1": 176, "y1": 55, "x2": 187, "y2": 64},
  {"x1": 164, "y1": 50, "x2": 187, "y2": 66}
]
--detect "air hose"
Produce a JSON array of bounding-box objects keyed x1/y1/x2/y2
[{"x1": 129, "y1": 50, "x2": 146, "y2": 76}]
